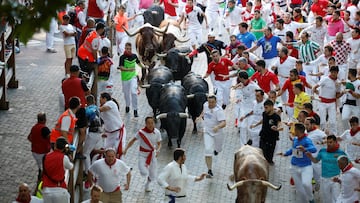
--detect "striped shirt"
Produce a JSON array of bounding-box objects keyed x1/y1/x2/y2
[{"x1": 293, "y1": 40, "x2": 320, "y2": 63}]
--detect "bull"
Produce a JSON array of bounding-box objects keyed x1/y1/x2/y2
[
  {"x1": 143, "y1": 5, "x2": 164, "y2": 27},
  {"x1": 122, "y1": 23, "x2": 169, "y2": 83},
  {"x1": 158, "y1": 19, "x2": 189, "y2": 53},
  {"x1": 227, "y1": 145, "x2": 281, "y2": 203},
  {"x1": 181, "y1": 72, "x2": 209, "y2": 134},
  {"x1": 143, "y1": 65, "x2": 173, "y2": 117},
  {"x1": 156, "y1": 83, "x2": 188, "y2": 147},
  {"x1": 157, "y1": 47, "x2": 193, "y2": 80}
]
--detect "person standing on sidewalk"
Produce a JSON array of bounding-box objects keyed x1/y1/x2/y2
[
  {"x1": 60, "y1": 14, "x2": 76, "y2": 76},
  {"x1": 87, "y1": 148, "x2": 131, "y2": 203},
  {"x1": 199, "y1": 95, "x2": 226, "y2": 177},
  {"x1": 158, "y1": 148, "x2": 207, "y2": 202},
  {"x1": 278, "y1": 123, "x2": 317, "y2": 203},
  {"x1": 123, "y1": 117, "x2": 162, "y2": 192},
  {"x1": 119, "y1": 42, "x2": 143, "y2": 117},
  {"x1": 305, "y1": 135, "x2": 346, "y2": 203},
  {"x1": 27, "y1": 112, "x2": 51, "y2": 181}
]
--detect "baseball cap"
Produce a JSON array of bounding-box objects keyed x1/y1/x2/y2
[{"x1": 208, "y1": 31, "x2": 216, "y2": 37}]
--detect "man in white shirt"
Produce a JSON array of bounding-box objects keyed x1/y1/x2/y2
[
  {"x1": 341, "y1": 69, "x2": 360, "y2": 129},
  {"x1": 60, "y1": 14, "x2": 76, "y2": 76},
  {"x1": 13, "y1": 183, "x2": 43, "y2": 203},
  {"x1": 299, "y1": 16, "x2": 327, "y2": 49},
  {"x1": 347, "y1": 28, "x2": 360, "y2": 71},
  {"x1": 123, "y1": 117, "x2": 162, "y2": 192},
  {"x1": 205, "y1": 0, "x2": 223, "y2": 35},
  {"x1": 200, "y1": 95, "x2": 226, "y2": 178},
  {"x1": 158, "y1": 148, "x2": 207, "y2": 202},
  {"x1": 87, "y1": 148, "x2": 131, "y2": 203},
  {"x1": 338, "y1": 116, "x2": 360, "y2": 164},
  {"x1": 224, "y1": 0, "x2": 243, "y2": 35},
  {"x1": 81, "y1": 185, "x2": 103, "y2": 203},
  {"x1": 99, "y1": 92, "x2": 126, "y2": 159},
  {"x1": 247, "y1": 89, "x2": 266, "y2": 148}
]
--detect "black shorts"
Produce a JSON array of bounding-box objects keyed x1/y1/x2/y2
[{"x1": 75, "y1": 107, "x2": 88, "y2": 128}]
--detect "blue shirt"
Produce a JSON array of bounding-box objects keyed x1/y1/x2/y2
[
  {"x1": 236, "y1": 32, "x2": 257, "y2": 49},
  {"x1": 257, "y1": 36, "x2": 281, "y2": 59},
  {"x1": 285, "y1": 136, "x2": 317, "y2": 167},
  {"x1": 85, "y1": 104, "x2": 99, "y2": 121},
  {"x1": 299, "y1": 70, "x2": 306, "y2": 77},
  {"x1": 316, "y1": 148, "x2": 346, "y2": 178}
]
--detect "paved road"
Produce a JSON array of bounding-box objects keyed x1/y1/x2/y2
[{"x1": 0, "y1": 30, "x2": 327, "y2": 203}]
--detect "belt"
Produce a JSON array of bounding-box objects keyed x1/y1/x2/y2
[
  {"x1": 319, "y1": 96, "x2": 336, "y2": 103},
  {"x1": 345, "y1": 99, "x2": 357, "y2": 106}
]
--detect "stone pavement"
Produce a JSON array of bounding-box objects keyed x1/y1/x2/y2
[{"x1": 0, "y1": 30, "x2": 330, "y2": 203}]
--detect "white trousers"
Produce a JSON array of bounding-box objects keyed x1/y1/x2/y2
[
  {"x1": 320, "y1": 176, "x2": 340, "y2": 203},
  {"x1": 188, "y1": 27, "x2": 203, "y2": 47},
  {"x1": 204, "y1": 132, "x2": 224, "y2": 156},
  {"x1": 313, "y1": 162, "x2": 321, "y2": 185},
  {"x1": 248, "y1": 118, "x2": 261, "y2": 148},
  {"x1": 319, "y1": 102, "x2": 337, "y2": 135},
  {"x1": 116, "y1": 31, "x2": 129, "y2": 55},
  {"x1": 32, "y1": 152, "x2": 46, "y2": 169},
  {"x1": 122, "y1": 77, "x2": 138, "y2": 110},
  {"x1": 264, "y1": 58, "x2": 278, "y2": 72},
  {"x1": 43, "y1": 187, "x2": 70, "y2": 203},
  {"x1": 290, "y1": 165, "x2": 314, "y2": 203},
  {"x1": 342, "y1": 104, "x2": 360, "y2": 129},
  {"x1": 138, "y1": 155, "x2": 158, "y2": 181},
  {"x1": 238, "y1": 104, "x2": 252, "y2": 147},
  {"x1": 303, "y1": 64, "x2": 318, "y2": 94},
  {"x1": 105, "y1": 127, "x2": 127, "y2": 159},
  {"x1": 46, "y1": 18, "x2": 58, "y2": 49},
  {"x1": 206, "y1": 10, "x2": 221, "y2": 34},
  {"x1": 214, "y1": 80, "x2": 231, "y2": 106},
  {"x1": 84, "y1": 131, "x2": 102, "y2": 172}
]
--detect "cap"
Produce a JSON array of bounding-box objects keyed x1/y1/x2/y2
[
  {"x1": 70, "y1": 65, "x2": 80, "y2": 72},
  {"x1": 208, "y1": 31, "x2": 215, "y2": 37},
  {"x1": 228, "y1": 0, "x2": 236, "y2": 3},
  {"x1": 56, "y1": 137, "x2": 68, "y2": 150}
]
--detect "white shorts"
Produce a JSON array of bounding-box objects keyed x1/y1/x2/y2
[{"x1": 204, "y1": 131, "x2": 224, "y2": 156}]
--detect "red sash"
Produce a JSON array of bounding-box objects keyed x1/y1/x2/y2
[
  {"x1": 138, "y1": 130, "x2": 155, "y2": 167},
  {"x1": 116, "y1": 124, "x2": 125, "y2": 159}
]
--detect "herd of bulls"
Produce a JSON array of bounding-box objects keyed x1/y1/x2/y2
[{"x1": 122, "y1": 6, "x2": 282, "y2": 202}]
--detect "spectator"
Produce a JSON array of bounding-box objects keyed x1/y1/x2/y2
[
  {"x1": 27, "y1": 112, "x2": 51, "y2": 181},
  {"x1": 81, "y1": 185, "x2": 103, "y2": 203},
  {"x1": 13, "y1": 183, "x2": 42, "y2": 203},
  {"x1": 97, "y1": 47, "x2": 115, "y2": 102},
  {"x1": 60, "y1": 14, "x2": 76, "y2": 76},
  {"x1": 42, "y1": 137, "x2": 74, "y2": 203},
  {"x1": 87, "y1": 148, "x2": 131, "y2": 203}
]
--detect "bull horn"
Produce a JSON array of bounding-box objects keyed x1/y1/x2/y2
[
  {"x1": 227, "y1": 181, "x2": 245, "y2": 191},
  {"x1": 179, "y1": 113, "x2": 188, "y2": 118},
  {"x1": 141, "y1": 84, "x2": 151, "y2": 88},
  {"x1": 176, "y1": 38, "x2": 190, "y2": 43},
  {"x1": 156, "y1": 113, "x2": 167, "y2": 119},
  {"x1": 153, "y1": 22, "x2": 170, "y2": 34},
  {"x1": 260, "y1": 181, "x2": 282, "y2": 190},
  {"x1": 187, "y1": 94, "x2": 195, "y2": 99},
  {"x1": 156, "y1": 53, "x2": 167, "y2": 57}
]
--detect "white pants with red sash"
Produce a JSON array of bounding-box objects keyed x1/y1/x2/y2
[{"x1": 105, "y1": 124, "x2": 126, "y2": 160}]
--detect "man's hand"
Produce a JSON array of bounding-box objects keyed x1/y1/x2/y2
[
  {"x1": 213, "y1": 126, "x2": 219, "y2": 133},
  {"x1": 168, "y1": 186, "x2": 181, "y2": 193}
]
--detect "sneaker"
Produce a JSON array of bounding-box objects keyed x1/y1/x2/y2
[
  {"x1": 134, "y1": 110, "x2": 138, "y2": 117},
  {"x1": 125, "y1": 106, "x2": 130, "y2": 113},
  {"x1": 46, "y1": 48, "x2": 57, "y2": 53},
  {"x1": 214, "y1": 150, "x2": 218, "y2": 156},
  {"x1": 144, "y1": 180, "x2": 151, "y2": 192},
  {"x1": 222, "y1": 104, "x2": 226, "y2": 110},
  {"x1": 207, "y1": 169, "x2": 214, "y2": 178},
  {"x1": 246, "y1": 139, "x2": 253, "y2": 145}
]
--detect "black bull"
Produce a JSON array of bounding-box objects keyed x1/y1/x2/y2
[
  {"x1": 158, "y1": 47, "x2": 193, "y2": 81},
  {"x1": 181, "y1": 72, "x2": 209, "y2": 134},
  {"x1": 143, "y1": 5, "x2": 164, "y2": 27},
  {"x1": 156, "y1": 83, "x2": 188, "y2": 147}
]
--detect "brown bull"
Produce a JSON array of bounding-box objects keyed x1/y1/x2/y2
[
  {"x1": 158, "y1": 19, "x2": 189, "y2": 53},
  {"x1": 227, "y1": 145, "x2": 281, "y2": 203},
  {"x1": 122, "y1": 23, "x2": 169, "y2": 83}
]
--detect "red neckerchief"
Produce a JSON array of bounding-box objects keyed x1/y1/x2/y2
[
  {"x1": 124, "y1": 51, "x2": 132, "y2": 56},
  {"x1": 284, "y1": 20, "x2": 291, "y2": 24},
  {"x1": 308, "y1": 111, "x2": 316, "y2": 117},
  {"x1": 307, "y1": 126, "x2": 317, "y2": 133},
  {"x1": 105, "y1": 159, "x2": 116, "y2": 168},
  {"x1": 350, "y1": 126, "x2": 360, "y2": 136},
  {"x1": 353, "y1": 35, "x2": 360, "y2": 40},
  {"x1": 294, "y1": 15, "x2": 302, "y2": 22},
  {"x1": 329, "y1": 75, "x2": 337, "y2": 81},
  {"x1": 265, "y1": 34, "x2": 273, "y2": 40},
  {"x1": 342, "y1": 163, "x2": 353, "y2": 173},
  {"x1": 142, "y1": 127, "x2": 154, "y2": 133},
  {"x1": 185, "y1": 5, "x2": 193, "y2": 14},
  {"x1": 331, "y1": 17, "x2": 341, "y2": 23},
  {"x1": 327, "y1": 143, "x2": 340, "y2": 152},
  {"x1": 280, "y1": 56, "x2": 288, "y2": 64},
  {"x1": 16, "y1": 194, "x2": 31, "y2": 203},
  {"x1": 254, "y1": 6, "x2": 262, "y2": 11}
]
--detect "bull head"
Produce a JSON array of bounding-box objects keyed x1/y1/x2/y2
[
  {"x1": 227, "y1": 179, "x2": 282, "y2": 191},
  {"x1": 156, "y1": 112, "x2": 188, "y2": 119}
]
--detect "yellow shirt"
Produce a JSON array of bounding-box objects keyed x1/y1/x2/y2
[{"x1": 294, "y1": 91, "x2": 310, "y2": 119}]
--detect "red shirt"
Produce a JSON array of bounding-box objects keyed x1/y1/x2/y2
[
  {"x1": 281, "y1": 76, "x2": 309, "y2": 106},
  {"x1": 163, "y1": 0, "x2": 178, "y2": 16},
  {"x1": 207, "y1": 58, "x2": 233, "y2": 81},
  {"x1": 29, "y1": 123, "x2": 51, "y2": 154},
  {"x1": 250, "y1": 70, "x2": 279, "y2": 93},
  {"x1": 311, "y1": 0, "x2": 329, "y2": 17}
]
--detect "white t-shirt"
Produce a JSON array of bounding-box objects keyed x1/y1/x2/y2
[
  {"x1": 60, "y1": 109, "x2": 76, "y2": 131},
  {"x1": 307, "y1": 128, "x2": 326, "y2": 156},
  {"x1": 183, "y1": 6, "x2": 203, "y2": 29},
  {"x1": 273, "y1": 56, "x2": 297, "y2": 78},
  {"x1": 340, "y1": 130, "x2": 360, "y2": 161},
  {"x1": 347, "y1": 38, "x2": 360, "y2": 61},
  {"x1": 89, "y1": 159, "x2": 131, "y2": 193},
  {"x1": 203, "y1": 102, "x2": 226, "y2": 136},
  {"x1": 235, "y1": 81, "x2": 259, "y2": 106},
  {"x1": 338, "y1": 167, "x2": 360, "y2": 202},
  {"x1": 318, "y1": 76, "x2": 341, "y2": 99},
  {"x1": 60, "y1": 24, "x2": 76, "y2": 45},
  {"x1": 100, "y1": 100, "x2": 123, "y2": 132},
  {"x1": 135, "y1": 129, "x2": 162, "y2": 157}
]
